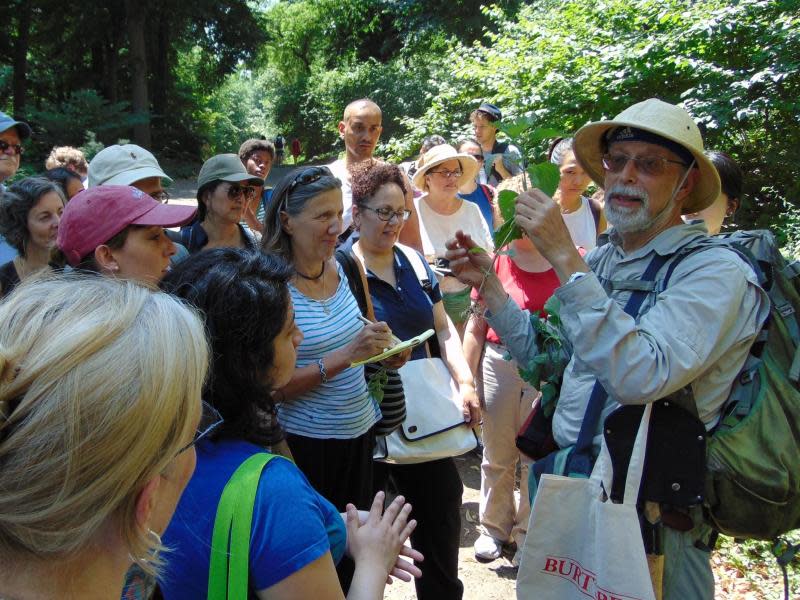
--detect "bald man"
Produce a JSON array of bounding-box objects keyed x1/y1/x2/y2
[{"x1": 328, "y1": 99, "x2": 421, "y2": 249}]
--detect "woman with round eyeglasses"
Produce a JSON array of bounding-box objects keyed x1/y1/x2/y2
[
  {"x1": 413, "y1": 144, "x2": 493, "y2": 334},
  {"x1": 342, "y1": 160, "x2": 479, "y2": 599},
  {"x1": 549, "y1": 137, "x2": 606, "y2": 251},
  {"x1": 261, "y1": 166, "x2": 395, "y2": 588},
  {"x1": 180, "y1": 154, "x2": 263, "y2": 253},
  {"x1": 0, "y1": 274, "x2": 209, "y2": 599},
  {"x1": 160, "y1": 248, "x2": 421, "y2": 600},
  {"x1": 0, "y1": 177, "x2": 65, "y2": 298}
]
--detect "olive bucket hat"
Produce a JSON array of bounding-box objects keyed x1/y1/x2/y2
[
  {"x1": 197, "y1": 154, "x2": 264, "y2": 188},
  {"x1": 573, "y1": 98, "x2": 720, "y2": 214}
]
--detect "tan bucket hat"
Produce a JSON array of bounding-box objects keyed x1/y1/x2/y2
[
  {"x1": 573, "y1": 98, "x2": 720, "y2": 214},
  {"x1": 412, "y1": 144, "x2": 479, "y2": 191}
]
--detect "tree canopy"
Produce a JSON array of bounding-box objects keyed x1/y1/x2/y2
[{"x1": 2, "y1": 0, "x2": 798, "y2": 234}]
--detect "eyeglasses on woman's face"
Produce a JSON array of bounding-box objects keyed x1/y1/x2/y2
[
  {"x1": 361, "y1": 205, "x2": 411, "y2": 223},
  {"x1": 428, "y1": 169, "x2": 463, "y2": 180},
  {"x1": 174, "y1": 401, "x2": 224, "y2": 457}
]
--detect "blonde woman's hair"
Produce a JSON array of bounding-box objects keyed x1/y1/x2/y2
[
  {"x1": 45, "y1": 146, "x2": 88, "y2": 173},
  {"x1": 0, "y1": 274, "x2": 209, "y2": 574}
]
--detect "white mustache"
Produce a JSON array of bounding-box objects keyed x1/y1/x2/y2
[{"x1": 605, "y1": 184, "x2": 650, "y2": 203}]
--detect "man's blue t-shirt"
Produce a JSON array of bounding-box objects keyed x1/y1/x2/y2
[{"x1": 159, "y1": 438, "x2": 346, "y2": 598}]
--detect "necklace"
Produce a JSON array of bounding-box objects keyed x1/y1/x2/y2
[
  {"x1": 295, "y1": 260, "x2": 326, "y2": 280},
  {"x1": 321, "y1": 264, "x2": 331, "y2": 314}
]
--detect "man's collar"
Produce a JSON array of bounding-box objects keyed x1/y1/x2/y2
[{"x1": 608, "y1": 221, "x2": 709, "y2": 259}]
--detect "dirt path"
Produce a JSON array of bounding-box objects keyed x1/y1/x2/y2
[{"x1": 384, "y1": 450, "x2": 518, "y2": 600}]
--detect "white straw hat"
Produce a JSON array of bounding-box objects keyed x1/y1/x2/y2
[
  {"x1": 573, "y1": 98, "x2": 720, "y2": 214},
  {"x1": 412, "y1": 144, "x2": 480, "y2": 191}
]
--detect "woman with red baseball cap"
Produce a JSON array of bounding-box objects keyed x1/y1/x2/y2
[{"x1": 57, "y1": 185, "x2": 196, "y2": 288}]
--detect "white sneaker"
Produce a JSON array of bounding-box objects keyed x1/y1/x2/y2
[{"x1": 474, "y1": 534, "x2": 503, "y2": 561}]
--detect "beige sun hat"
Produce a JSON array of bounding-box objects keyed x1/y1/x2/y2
[
  {"x1": 412, "y1": 144, "x2": 479, "y2": 191},
  {"x1": 573, "y1": 98, "x2": 720, "y2": 214}
]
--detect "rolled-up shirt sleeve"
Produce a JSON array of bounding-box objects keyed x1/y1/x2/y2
[{"x1": 554, "y1": 248, "x2": 769, "y2": 407}]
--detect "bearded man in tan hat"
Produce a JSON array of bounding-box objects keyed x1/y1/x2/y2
[{"x1": 444, "y1": 98, "x2": 769, "y2": 599}]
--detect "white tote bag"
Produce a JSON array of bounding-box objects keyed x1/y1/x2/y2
[
  {"x1": 374, "y1": 357, "x2": 478, "y2": 464},
  {"x1": 517, "y1": 403, "x2": 656, "y2": 600}
]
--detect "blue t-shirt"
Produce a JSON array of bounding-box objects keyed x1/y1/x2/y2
[
  {"x1": 160, "y1": 438, "x2": 346, "y2": 598},
  {"x1": 458, "y1": 184, "x2": 495, "y2": 231}
]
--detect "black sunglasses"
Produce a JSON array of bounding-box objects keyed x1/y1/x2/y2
[
  {"x1": 287, "y1": 166, "x2": 332, "y2": 195},
  {"x1": 0, "y1": 140, "x2": 24, "y2": 156}
]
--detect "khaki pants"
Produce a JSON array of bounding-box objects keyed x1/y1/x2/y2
[{"x1": 478, "y1": 342, "x2": 536, "y2": 547}]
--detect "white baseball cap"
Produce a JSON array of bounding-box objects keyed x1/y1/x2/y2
[{"x1": 88, "y1": 144, "x2": 173, "y2": 188}]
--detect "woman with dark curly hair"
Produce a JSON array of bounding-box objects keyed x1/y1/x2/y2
[
  {"x1": 341, "y1": 160, "x2": 479, "y2": 599},
  {"x1": 0, "y1": 176, "x2": 65, "y2": 297},
  {"x1": 159, "y1": 248, "x2": 421, "y2": 600}
]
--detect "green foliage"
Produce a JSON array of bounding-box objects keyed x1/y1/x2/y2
[
  {"x1": 27, "y1": 90, "x2": 144, "y2": 158},
  {"x1": 516, "y1": 296, "x2": 569, "y2": 415},
  {"x1": 394, "y1": 0, "x2": 800, "y2": 234}
]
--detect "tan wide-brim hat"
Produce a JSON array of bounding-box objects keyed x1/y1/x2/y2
[
  {"x1": 573, "y1": 98, "x2": 720, "y2": 214},
  {"x1": 412, "y1": 144, "x2": 479, "y2": 191}
]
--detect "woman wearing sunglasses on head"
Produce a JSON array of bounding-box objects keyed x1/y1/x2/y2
[
  {"x1": 180, "y1": 154, "x2": 263, "y2": 253},
  {"x1": 0, "y1": 275, "x2": 209, "y2": 600},
  {"x1": 261, "y1": 166, "x2": 396, "y2": 588},
  {"x1": 159, "y1": 248, "x2": 421, "y2": 600}
]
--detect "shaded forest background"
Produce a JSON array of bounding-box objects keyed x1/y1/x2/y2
[{"x1": 2, "y1": 0, "x2": 798, "y2": 245}]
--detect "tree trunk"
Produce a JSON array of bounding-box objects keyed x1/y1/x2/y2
[
  {"x1": 12, "y1": 2, "x2": 31, "y2": 119},
  {"x1": 125, "y1": 0, "x2": 151, "y2": 147}
]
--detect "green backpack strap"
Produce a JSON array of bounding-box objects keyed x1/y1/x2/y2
[{"x1": 208, "y1": 452, "x2": 278, "y2": 600}]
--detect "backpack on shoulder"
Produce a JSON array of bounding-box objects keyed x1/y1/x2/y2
[{"x1": 659, "y1": 229, "x2": 800, "y2": 541}]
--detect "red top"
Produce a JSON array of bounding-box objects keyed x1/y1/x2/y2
[{"x1": 472, "y1": 253, "x2": 561, "y2": 345}]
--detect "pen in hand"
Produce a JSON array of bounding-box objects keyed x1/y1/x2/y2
[{"x1": 357, "y1": 315, "x2": 402, "y2": 346}]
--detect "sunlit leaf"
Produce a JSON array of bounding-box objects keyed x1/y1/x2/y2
[
  {"x1": 498, "y1": 189, "x2": 518, "y2": 222},
  {"x1": 492, "y1": 217, "x2": 522, "y2": 249},
  {"x1": 496, "y1": 115, "x2": 537, "y2": 139},
  {"x1": 527, "y1": 162, "x2": 561, "y2": 197}
]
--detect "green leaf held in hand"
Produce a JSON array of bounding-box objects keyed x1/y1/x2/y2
[
  {"x1": 527, "y1": 162, "x2": 561, "y2": 198},
  {"x1": 497, "y1": 189, "x2": 518, "y2": 222},
  {"x1": 492, "y1": 217, "x2": 522, "y2": 250}
]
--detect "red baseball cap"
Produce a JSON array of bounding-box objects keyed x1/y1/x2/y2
[{"x1": 58, "y1": 185, "x2": 197, "y2": 266}]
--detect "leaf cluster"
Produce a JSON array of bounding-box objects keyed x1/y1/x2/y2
[{"x1": 516, "y1": 296, "x2": 570, "y2": 415}]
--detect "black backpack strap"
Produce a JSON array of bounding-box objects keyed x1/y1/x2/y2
[
  {"x1": 565, "y1": 251, "x2": 674, "y2": 476},
  {"x1": 335, "y1": 250, "x2": 368, "y2": 317}
]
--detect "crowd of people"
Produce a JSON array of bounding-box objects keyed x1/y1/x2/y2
[{"x1": 0, "y1": 93, "x2": 754, "y2": 600}]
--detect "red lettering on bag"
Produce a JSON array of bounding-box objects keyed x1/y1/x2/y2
[
  {"x1": 540, "y1": 555, "x2": 645, "y2": 600},
  {"x1": 543, "y1": 557, "x2": 560, "y2": 573}
]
